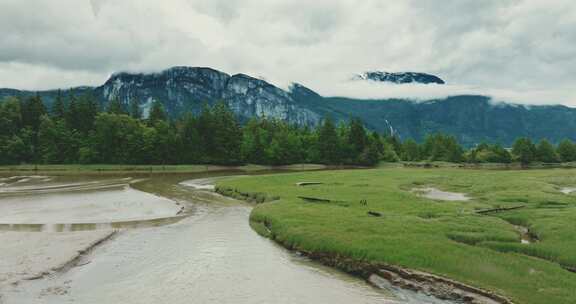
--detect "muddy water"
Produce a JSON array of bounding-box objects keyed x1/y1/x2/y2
[
  {"x1": 413, "y1": 187, "x2": 470, "y2": 201},
  {"x1": 2, "y1": 174, "x2": 452, "y2": 304},
  {"x1": 0, "y1": 176, "x2": 183, "y2": 231},
  {"x1": 560, "y1": 187, "x2": 576, "y2": 195}
]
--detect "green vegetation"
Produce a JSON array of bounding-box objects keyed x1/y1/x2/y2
[
  {"x1": 0, "y1": 95, "x2": 393, "y2": 167},
  {"x1": 218, "y1": 167, "x2": 576, "y2": 304},
  {"x1": 2, "y1": 94, "x2": 576, "y2": 168}
]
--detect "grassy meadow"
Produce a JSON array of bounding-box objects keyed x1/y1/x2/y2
[{"x1": 218, "y1": 167, "x2": 576, "y2": 304}]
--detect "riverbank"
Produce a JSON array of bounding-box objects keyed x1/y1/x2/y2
[
  {"x1": 1, "y1": 174, "x2": 413, "y2": 304},
  {"x1": 217, "y1": 167, "x2": 576, "y2": 304},
  {"x1": 0, "y1": 164, "x2": 329, "y2": 176}
]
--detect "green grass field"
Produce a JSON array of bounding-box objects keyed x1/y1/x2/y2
[{"x1": 218, "y1": 167, "x2": 576, "y2": 304}]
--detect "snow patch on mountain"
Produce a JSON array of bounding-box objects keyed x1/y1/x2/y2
[{"x1": 354, "y1": 71, "x2": 445, "y2": 85}]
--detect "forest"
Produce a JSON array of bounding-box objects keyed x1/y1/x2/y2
[{"x1": 0, "y1": 92, "x2": 574, "y2": 166}]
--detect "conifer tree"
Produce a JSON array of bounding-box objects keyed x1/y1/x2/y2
[
  {"x1": 512, "y1": 137, "x2": 536, "y2": 166},
  {"x1": 108, "y1": 97, "x2": 126, "y2": 115},
  {"x1": 52, "y1": 90, "x2": 66, "y2": 120},
  {"x1": 536, "y1": 139, "x2": 559, "y2": 163},
  {"x1": 557, "y1": 139, "x2": 576, "y2": 162},
  {"x1": 317, "y1": 117, "x2": 341, "y2": 164},
  {"x1": 148, "y1": 100, "x2": 167, "y2": 125}
]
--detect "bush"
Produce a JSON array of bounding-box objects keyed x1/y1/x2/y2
[{"x1": 215, "y1": 186, "x2": 279, "y2": 204}]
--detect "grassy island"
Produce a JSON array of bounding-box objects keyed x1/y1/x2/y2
[{"x1": 217, "y1": 167, "x2": 576, "y2": 304}]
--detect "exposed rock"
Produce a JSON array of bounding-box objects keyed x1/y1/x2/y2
[{"x1": 94, "y1": 67, "x2": 321, "y2": 125}]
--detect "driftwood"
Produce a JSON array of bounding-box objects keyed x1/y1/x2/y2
[
  {"x1": 367, "y1": 211, "x2": 382, "y2": 217},
  {"x1": 475, "y1": 205, "x2": 526, "y2": 214},
  {"x1": 298, "y1": 196, "x2": 332, "y2": 203},
  {"x1": 562, "y1": 265, "x2": 576, "y2": 273},
  {"x1": 296, "y1": 182, "x2": 324, "y2": 186}
]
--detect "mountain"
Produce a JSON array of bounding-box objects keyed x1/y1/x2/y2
[
  {"x1": 0, "y1": 67, "x2": 321, "y2": 126},
  {"x1": 300, "y1": 94, "x2": 576, "y2": 146},
  {"x1": 93, "y1": 67, "x2": 320, "y2": 125},
  {"x1": 2, "y1": 66, "x2": 576, "y2": 146},
  {"x1": 353, "y1": 71, "x2": 445, "y2": 84}
]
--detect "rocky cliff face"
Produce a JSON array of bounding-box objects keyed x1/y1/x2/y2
[
  {"x1": 94, "y1": 66, "x2": 321, "y2": 125},
  {"x1": 354, "y1": 71, "x2": 445, "y2": 84}
]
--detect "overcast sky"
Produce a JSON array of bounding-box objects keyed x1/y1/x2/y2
[{"x1": 1, "y1": 0, "x2": 575, "y2": 105}]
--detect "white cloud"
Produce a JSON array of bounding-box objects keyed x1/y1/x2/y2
[{"x1": 0, "y1": 0, "x2": 575, "y2": 106}]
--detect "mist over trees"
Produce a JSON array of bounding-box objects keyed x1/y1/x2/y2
[{"x1": 0, "y1": 94, "x2": 574, "y2": 167}]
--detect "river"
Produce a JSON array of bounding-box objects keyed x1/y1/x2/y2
[{"x1": 0, "y1": 172, "x2": 452, "y2": 304}]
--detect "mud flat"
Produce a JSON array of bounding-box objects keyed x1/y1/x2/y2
[
  {"x1": 413, "y1": 187, "x2": 470, "y2": 201},
  {"x1": 0, "y1": 230, "x2": 115, "y2": 288},
  {"x1": 0, "y1": 177, "x2": 180, "y2": 224},
  {"x1": 0, "y1": 175, "x2": 183, "y2": 301}
]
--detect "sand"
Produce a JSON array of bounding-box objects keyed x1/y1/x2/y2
[{"x1": 0, "y1": 185, "x2": 181, "y2": 224}]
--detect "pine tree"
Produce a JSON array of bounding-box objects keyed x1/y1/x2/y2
[
  {"x1": 0, "y1": 97, "x2": 22, "y2": 137},
  {"x1": 241, "y1": 118, "x2": 267, "y2": 164},
  {"x1": 317, "y1": 117, "x2": 341, "y2": 165},
  {"x1": 359, "y1": 141, "x2": 381, "y2": 166},
  {"x1": 536, "y1": 139, "x2": 558, "y2": 163},
  {"x1": 348, "y1": 117, "x2": 368, "y2": 154},
  {"x1": 178, "y1": 113, "x2": 202, "y2": 163},
  {"x1": 108, "y1": 97, "x2": 126, "y2": 115},
  {"x1": 557, "y1": 139, "x2": 576, "y2": 162},
  {"x1": 512, "y1": 137, "x2": 536, "y2": 166},
  {"x1": 197, "y1": 103, "x2": 215, "y2": 161},
  {"x1": 148, "y1": 100, "x2": 167, "y2": 125},
  {"x1": 401, "y1": 139, "x2": 420, "y2": 161},
  {"x1": 52, "y1": 90, "x2": 66, "y2": 120},
  {"x1": 211, "y1": 101, "x2": 242, "y2": 164},
  {"x1": 22, "y1": 95, "x2": 46, "y2": 133},
  {"x1": 66, "y1": 93, "x2": 81, "y2": 130},
  {"x1": 77, "y1": 93, "x2": 99, "y2": 134}
]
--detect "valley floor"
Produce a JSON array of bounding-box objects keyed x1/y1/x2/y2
[{"x1": 217, "y1": 167, "x2": 576, "y2": 304}]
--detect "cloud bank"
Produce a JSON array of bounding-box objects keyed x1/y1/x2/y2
[{"x1": 0, "y1": 0, "x2": 575, "y2": 105}]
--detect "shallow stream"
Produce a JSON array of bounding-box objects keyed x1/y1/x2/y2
[{"x1": 1, "y1": 173, "x2": 455, "y2": 304}]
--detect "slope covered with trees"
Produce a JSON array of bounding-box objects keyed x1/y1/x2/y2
[{"x1": 1, "y1": 93, "x2": 574, "y2": 167}]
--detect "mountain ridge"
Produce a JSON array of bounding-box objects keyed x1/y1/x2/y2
[{"x1": 1, "y1": 66, "x2": 575, "y2": 146}]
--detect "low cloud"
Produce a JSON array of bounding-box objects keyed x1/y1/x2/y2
[{"x1": 305, "y1": 80, "x2": 576, "y2": 107}]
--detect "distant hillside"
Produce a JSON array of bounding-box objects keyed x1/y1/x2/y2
[{"x1": 2, "y1": 66, "x2": 575, "y2": 146}]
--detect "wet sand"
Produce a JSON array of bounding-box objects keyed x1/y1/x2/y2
[
  {"x1": 0, "y1": 230, "x2": 115, "y2": 287},
  {"x1": 0, "y1": 176, "x2": 180, "y2": 224}
]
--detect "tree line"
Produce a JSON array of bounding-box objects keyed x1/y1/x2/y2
[{"x1": 1, "y1": 93, "x2": 575, "y2": 167}]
